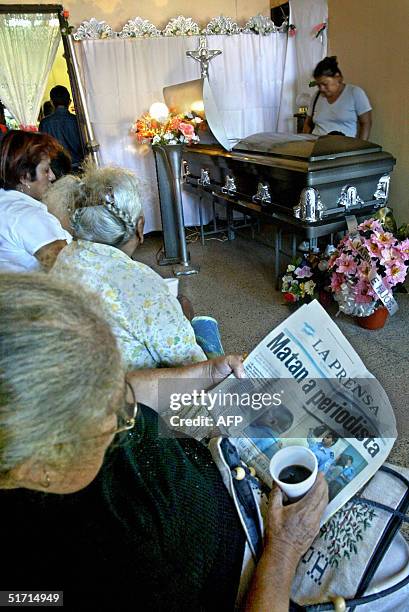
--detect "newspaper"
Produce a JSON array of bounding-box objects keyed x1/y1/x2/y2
[{"x1": 207, "y1": 300, "x2": 396, "y2": 523}]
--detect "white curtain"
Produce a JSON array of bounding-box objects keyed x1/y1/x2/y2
[
  {"x1": 0, "y1": 12, "x2": 61, "y2": 127},
  {"x1": 75, "y1": 34, "x2": 291, "y2": 233},
  {"x1": 277, "y1": 31, "x2": 298, "y2": 133},
  {"x1": 289, "y1": 0, "x2": 328, "y2": 107}
]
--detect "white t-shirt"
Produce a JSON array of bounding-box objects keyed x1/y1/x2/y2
[
  {"x1": 308, "y1": 84, "x2": 372, "y2": 137},
  {"x1": 0, "y1": 189, "x2": 72, "y2": 272}
]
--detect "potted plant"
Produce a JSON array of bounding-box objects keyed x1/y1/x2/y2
[{"x1": 328, "y1": 218, "x2": 409, "y2": 329}]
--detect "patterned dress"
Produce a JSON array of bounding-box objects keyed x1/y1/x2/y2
[{"x1": 52, "y1": 240, "x2": 206, "y2": 368}]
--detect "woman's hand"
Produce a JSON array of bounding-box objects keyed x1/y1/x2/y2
[
  {"x1": 126, "y1": 354, "x2": 245, "y2": 410},
  {"x1": 245, "y1": 473, "x2": 328, "y2": 612},
  {"x1": 203, "y1": 354, "x2": 246, "y2": 385},
  {"x1": 265, "y1": 472, "x2": 328, "y2": 563}
]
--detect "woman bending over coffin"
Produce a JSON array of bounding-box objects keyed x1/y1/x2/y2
[
  {"x1": 46, "y1": 164, "x2": 206, "y2": 368},
  {"x1": 303, "y1": 56, "x2": 372, "y2": 140},
  {"x1": 0, "y1": 130, "x2": 71, "y2": 272},
  {"x1": 0, "y1": 272, "x2": 327, "y2": 610}
]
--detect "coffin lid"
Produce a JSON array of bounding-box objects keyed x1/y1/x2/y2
[
  {"x1": 163, "y1": 79, "x2": 383, "y2": 159},
  {"x1": 232, "y1": 133, "x2": 382, "y2": 161},
  {"x1": 163, "y1": 78, "x2": 232, "y2": 150}
]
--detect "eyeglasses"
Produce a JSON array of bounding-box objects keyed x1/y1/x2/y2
[{"x1": 111, "y1": 382, "x2": 138, "y2": 436}]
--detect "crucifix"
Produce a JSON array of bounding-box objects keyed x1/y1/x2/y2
[{"x1": 186, "y1": 36, "x2": 222, "y2": 79}]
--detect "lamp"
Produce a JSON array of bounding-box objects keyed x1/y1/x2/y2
[{"x1": 149, "y1": 102, "x2": 169, "y2": 122}]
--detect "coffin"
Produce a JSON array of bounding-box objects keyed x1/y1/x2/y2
[{"x1": 164, "y1": 80, "x2": 396, "y2": 225}]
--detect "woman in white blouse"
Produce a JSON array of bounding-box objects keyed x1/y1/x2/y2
[
  {"x1": 0, "y1": 130, "x2": 71, "y2": 272},
  {"x1": 48, "y1": 164, "x2": 206, "y2": 369}
]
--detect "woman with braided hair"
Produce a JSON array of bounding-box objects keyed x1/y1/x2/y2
[{"x1": 47, "y1": 164, "x2": 207, "y2": 369}]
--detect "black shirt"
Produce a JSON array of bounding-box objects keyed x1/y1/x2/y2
[
  {"x1": 1, "y1": 406, "x2": 245, "y2": 610},
  {"x1": 39, "y1": 107, "x2": 83, "y2": 169}
]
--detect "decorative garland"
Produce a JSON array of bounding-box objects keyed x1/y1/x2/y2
[{"x1": 70, "y1": 14, "x2": 290, "y2": 40}]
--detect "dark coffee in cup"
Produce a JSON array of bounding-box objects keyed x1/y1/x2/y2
[{"x1": 278, "y1": 464, "x2": 312, "y2": 484}]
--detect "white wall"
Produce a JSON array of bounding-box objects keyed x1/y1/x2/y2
[{"x1": 328, "y1": 0, "x2": 409, "y2": 223}]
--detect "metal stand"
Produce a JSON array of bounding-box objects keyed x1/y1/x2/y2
[
  {"x1": 65, "y1": 34, "x2": 100, "y2": 166},
  {"x1": 152, "y1": 144, "x2": 199, "y2": 276}
]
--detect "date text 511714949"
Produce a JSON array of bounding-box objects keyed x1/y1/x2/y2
[{"x1": 0, "y1": 592, "x2": 63, "y2": 607}]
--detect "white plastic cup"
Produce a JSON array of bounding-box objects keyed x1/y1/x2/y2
[{"x1": 269, "y1": 446, "x2": 318, "y2": 500}]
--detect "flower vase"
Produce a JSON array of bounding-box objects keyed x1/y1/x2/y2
[
  {"x1": 152, "y1": 143, "x2": 187, "y2": 265},
  {"x1": 356, "y1": 306, "x2": 389, "y2": 330}
]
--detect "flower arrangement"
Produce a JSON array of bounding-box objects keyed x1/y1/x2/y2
[
  {"x1": 204, "y1": 15, "x2": 241, "y2": 35},
  {"x1": 162, "y1": 16, "x2": 200, "y2": 36},
  {"x1": 120, "y1": 17, "x2": 161, "y2": 38},
  {"x1": 328, "y1": 218, "x2": 409, "y2": 317},
  {"x1": 281, "y1": 252, "x2": 331, "y2": 305},
  {"x1": 244, "y1": 15, "x2": 277, "y2": 35},
  {"x1": 132, "y1": 106, "x2": 203, "y2": 146}
]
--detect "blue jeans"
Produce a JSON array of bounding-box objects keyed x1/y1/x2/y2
[{"x1": 191, "y1": 316, "x2": 224, "y2": 359}]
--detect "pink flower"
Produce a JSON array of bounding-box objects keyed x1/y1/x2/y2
[
  {"x1": 400, "y1": 239, "x2": 409, "y2": 260},
  {"x1": 357, "y1": 260, "x2": 372, "y2": 278},
  {"x1": 179, "y1": 122, "x2": 195, "y2": 140},
  {"x1": 365, "y1": 238, "x2": 382, "y2": 258},
  {"x1": 335, "y1": 253, "x2": 357, "y2": 275},
  {"x1": 330, "y1": 273, "x2": 344, "y2": 292},
  {"x1": 373, "y1": 230, "x2": 396, "y2": 248},
  {"x1": 294, "y1": 265, "x2": 313, "y2": 278},
  {"x1": 353, "y1": 278, "x2": 376, "y2": 303},
  {"x1": 359, "y1": 218, "x2": 382, "y2": 232},
  {"x1": 379, "y1": 246, "x2": 402, "y2": 265},
  {"x1": 385, "y1": 262, "x2": 407, "y2": 286}
]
